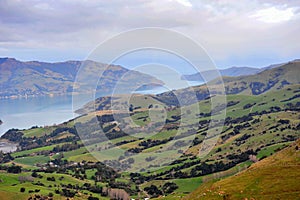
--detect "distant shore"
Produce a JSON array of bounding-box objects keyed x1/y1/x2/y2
[{"x1": 0, "y1": 92, "x2": 74, "y2": 100}]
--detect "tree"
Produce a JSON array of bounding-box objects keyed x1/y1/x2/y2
[
  {"x1": 129, "y1": 104, "x2": 134, "y2": 112},
  {"x1": 144, "y1": 185, "x2": 162, "y2": 198},
  {"x1": 61, "y1": 188, "x2": 76, "y2": 197},
  {"x1": 31, "y1": 171, "x2": 38, "y2": 177},
  {"x1": 88, "y1": 196, "x2": 99, "y2": 200},
  {"x1": 7, "y1": 165, "x2": 21, "y2": 174},
  {"x1": 47, "y1": 176, "x2": 56, "y2": 181},
  {"x1": 162, "y1": 182, "x2": 178, "y2": 194}
]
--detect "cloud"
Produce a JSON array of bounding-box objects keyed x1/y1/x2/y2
[
  {"x1": 173, "y1": 0, "x2": 193, "y2": 7},
  {"x1": 0, "y1": 0, "x2": 299, "y2": 67},
  {"x1": 250, "y1": 7, "x2": 296, "y2": 23}
]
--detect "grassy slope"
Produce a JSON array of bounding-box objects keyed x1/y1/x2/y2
[
  {"x1": 0, "y1": 171, "x2": 109, "y2": 200},
  {"x1": 185, "y1": 139, "x2": 300, "y2": 200},
  {"x1": 214, "y1": 60, "x2": 300, "y2": 95},
  {"x1": 5, "y1": 85, "x2": 298, "y2": 193},
  {"x1": 1, "y1": 64, "x2": 299, "y2": 199}
]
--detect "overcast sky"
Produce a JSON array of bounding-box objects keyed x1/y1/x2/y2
[{"x1": 0, "y1": 0, "x2": 299, "y2": 69}]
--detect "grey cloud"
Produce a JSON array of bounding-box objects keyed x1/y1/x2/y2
[{"x1": 0, "y1": 0, "x2": 299, "y2": 66}]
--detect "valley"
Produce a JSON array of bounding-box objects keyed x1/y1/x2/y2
[{"x1": 0, "y1": 61, "x2": 299, "y2": 200}]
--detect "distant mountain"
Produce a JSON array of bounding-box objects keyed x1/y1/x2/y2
[
  {"x1": 185, "y1": 139, "x2": 300, "y2": 200},
  {"x1": 0, "y1": 58, "x2": 163, "y2": 98},
  {"x1": 182, "y1": 62, "x2": 287, "y2": 82},
  {"x1": 182, "y1": 66, "x2": 261, "y2": 82}
]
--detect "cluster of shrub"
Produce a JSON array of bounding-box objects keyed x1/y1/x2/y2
[
  {"x1": 144, "y1": 182, "x2": 178, "y2": 198},
  {"x1": 1, "y1": 127, "x2": 79, "y2": 151}
]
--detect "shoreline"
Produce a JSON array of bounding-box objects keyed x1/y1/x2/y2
[{"x1": 0, "y1": 81, "x2": 205, "y2": 100}]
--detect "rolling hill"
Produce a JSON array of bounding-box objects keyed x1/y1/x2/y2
[
  {"x1": 0, "y1": 59, "x2": 299, "y2": 199},
  {"x1": 185, "y1": 139, "x2": 300, "y2": 200},
  {"x1": 155, "y1": 60, "x2": 300, "y2": 106},
  {"x1": 217, "y1": 60, "x2": 300, "y2": 95},
  {"x1": 80, "y1": 60, "x2": 300, "y2": 111}
]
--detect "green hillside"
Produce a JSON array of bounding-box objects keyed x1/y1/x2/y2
[
  {"x1": 214, "y1": 60, "x2": 300, "y2": 95},
  {"x1": 80, "y1": 60, "x2": 300, "y2": 110},
  {"x1": 156, "y1": 60, "x2": 300, "y2": 106},
  {"x1": 0, "y1": 63, "x2": 299, "y2": 199},
  {"x1": 0, "y1": 58, "x2": 163, "y2": 98},
  {"x1": 185, "y1": 139, "x2": 300, "y2": 200}
]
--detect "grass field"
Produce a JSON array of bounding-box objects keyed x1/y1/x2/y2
[
  {"x1": 12, "y1": 142, "x2": 70, "y2": 158},
  {"x1": 0, "y1": 170, "x2": 110, "y2": 200},
  {"x1": 22, "y1": 126, "x2": 56, "y2": 138},
  {"x1": 256, "y1": 142, "x2": 291, "y2": 159},
  {"x1": 13, "y1": 155, "x2": 50, "y2": 166},
  {"x1": 185, "y1": 139, "x2": 300, "y2": 200}
]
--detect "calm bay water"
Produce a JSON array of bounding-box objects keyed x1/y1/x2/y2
[
  {"x1": 0, "y1": 80, "x2": 203, "y2": 137},
  {"x1": 0, "y1": 95, "x2": 82, "y2": 136}
]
